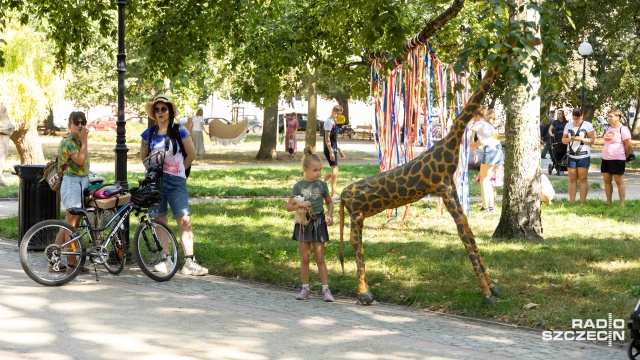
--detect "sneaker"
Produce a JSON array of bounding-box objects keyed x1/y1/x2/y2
[
  {"x1": 153, "y1": 257, "x2": 174, "y2": 274},
  {"x1": 332, "y1": 195, "x2": 341, "y2": 201},
  {"x1": 295, "y1": 287, "x2": 310, "y2": 300},
  {"x1": 181, "y1": 258, "x2": 208, "y2": 276},
  {"x1": 322, "y1": 288, "x2": 335, "y2": 302}
]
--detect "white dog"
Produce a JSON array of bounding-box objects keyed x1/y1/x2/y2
[{"x1": 540, "y1": 174, "x2": 555, "y2": 205}]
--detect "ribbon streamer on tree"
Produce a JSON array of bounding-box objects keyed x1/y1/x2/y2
[{"x1": 370, "y1": 33, "x2": 471, "y2": 220}]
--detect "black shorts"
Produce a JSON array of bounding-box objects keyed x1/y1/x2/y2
[
  {"x1": 600, "y1": 159, "x2": 625, "y2": 175},
  {"x1": 323, "y1": 146, "x2": 338, "y2": 167}
]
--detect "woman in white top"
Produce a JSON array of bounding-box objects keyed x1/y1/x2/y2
[
  {"x1": 470, "y1": 105, "x2": 503, "y2": 212},
  {"x1": 191, "y1": 108, "x2": 205, "y2": 157},
  {"x1": 562, "y1": 108, "x2": 595, "y2": 204}
]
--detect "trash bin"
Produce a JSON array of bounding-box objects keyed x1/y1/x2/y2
[{"x1": 14, "y1": 164, "x2": 60, "y2": 246}]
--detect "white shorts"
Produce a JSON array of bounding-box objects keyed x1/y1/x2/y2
[{"x1": 60, "y1": 174, "x2": 89, "y2": 210}]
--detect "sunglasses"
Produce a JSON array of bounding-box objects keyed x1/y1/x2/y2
[
  {"x1": 154, "y1": 106, "x2": 168, "y2": 114},
  {"x1": 72, "y1": 120, "x2": 87, "y2": 126}
]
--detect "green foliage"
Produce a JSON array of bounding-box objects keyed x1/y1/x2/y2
[{"x1": 0, "y1": 20, "x2": 66, "y2": 129}]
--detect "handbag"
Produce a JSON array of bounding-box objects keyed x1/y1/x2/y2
[
  {"x1": 561, "y1": 155, "x2": 569, "y2": 167},
  {"x1": 627, "y1": 150, "x2": 636, "y2": 162},
  {"x1": 42, "y1": 157, "x2": 66, "y2": 191}
]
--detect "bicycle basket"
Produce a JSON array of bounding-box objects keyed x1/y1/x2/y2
[{"x1": 129, "y1": 185, "x2": 162, "y2": 208}]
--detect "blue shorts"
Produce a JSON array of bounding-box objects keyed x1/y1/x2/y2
[
  {"x1": 482, "y1": 145, "x2": 503, "y2": 166},
  {"x1": 567, "y1": 156, "x2": 591, "y2": 169},
  {"x1": 61, "y1": 174, "x2": 89, "y2": 210},
  {"x1": 148, "y1": 173, "x2": 191, "y2": 219}
]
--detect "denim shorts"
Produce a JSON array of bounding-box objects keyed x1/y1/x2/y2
[
  {"x1": 482, "y1": 145, "x2": 504, "y2": 166},
  {"x1": 567, "y1": 156, "x2": 591, "y2": 169},
  {"x1": 148, "y1": 173, "x2": 191, "y2": 219},
  {"x1": 61, "y1": 174, "x2": 89, "y2": 210}
]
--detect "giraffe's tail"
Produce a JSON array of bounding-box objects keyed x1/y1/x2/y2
[{"x1": 339, "y1": 198, "x2": 345, "y2": 274}]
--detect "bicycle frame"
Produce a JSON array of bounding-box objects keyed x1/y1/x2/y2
[{"x1": 60, "y1": 201, "x2": 145, "y2": 259}]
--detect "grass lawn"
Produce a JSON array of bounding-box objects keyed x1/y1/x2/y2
[{"x1": 179, "y1": 198, "x2": 640, "y2": 331}]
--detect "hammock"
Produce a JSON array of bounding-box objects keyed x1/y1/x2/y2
[{"x1": 208, "y1": 119, "x2": 248, "y2": 146}]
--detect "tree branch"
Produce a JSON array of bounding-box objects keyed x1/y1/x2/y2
[{"x1": 368, "y1": 0, "x2": 466, "y2": 63}]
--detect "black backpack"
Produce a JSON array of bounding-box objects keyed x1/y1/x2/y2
[{"x1": 148, "y1": 124, "x2": 191, "y2": 178}]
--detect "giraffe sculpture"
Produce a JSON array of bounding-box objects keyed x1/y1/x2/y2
[{"x1": 339, "y1": 67, "x2": 501, "y2": 305}]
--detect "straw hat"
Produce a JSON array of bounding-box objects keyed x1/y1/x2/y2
[{"x1": 145, "y1": 94, "x2": 178, "y2": 121}]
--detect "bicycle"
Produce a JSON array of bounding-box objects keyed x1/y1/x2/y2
[{"x1": 19, "y1": 166, "x2": 180, "y2": 286}]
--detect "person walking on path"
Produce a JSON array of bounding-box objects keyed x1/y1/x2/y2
[
  {"x1": 562, "y1": 108, "x2": 596, "y2": 205},
  {"x1": 323, "y1": 105, "x2": 345, "y2": 200},
  {"x1": 191, "y1": 108, "x2": 205, "y2": 158},
  {"x1": 541, "y1": 109, "x2": 554, "y2": 159},
  {"x1": 286, "y1": 146, "x2": 335, "y2": 302},
  {"x1": 52, "y1": 111, "x2": 91, "y2": 272},
  {"x1": 284, "y1": 111, "x2": 299, "y2": 159},
  {"x1": 601, "y1": 109, "x2": 633, "y2": 206},
  {"x1": 140, "y1": 94, "x2": 208, "y2": 276}
]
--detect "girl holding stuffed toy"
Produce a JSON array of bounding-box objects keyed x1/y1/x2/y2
[{"x1": 286, "y1": 146, "x2": 335, "y2": 302}]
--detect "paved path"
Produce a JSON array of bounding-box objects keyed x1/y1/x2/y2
[{"x1": 0, "y1": 239, "x2": 625, "y2": 359}]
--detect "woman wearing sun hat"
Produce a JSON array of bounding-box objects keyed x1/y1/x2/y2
[{"x1": 140, "y1": 94, "x2": 208, "y2": 276}]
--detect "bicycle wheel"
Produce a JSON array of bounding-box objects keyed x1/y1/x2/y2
[
  {"x1": 19, "y1": 219, "x2": 87, "y2": 286},
  {"x1": 98, "y1": 209, "x2": 126, "y2": 275},
  {"x1": 133, "y1": 220, "x2": 179, "y2": 282}
]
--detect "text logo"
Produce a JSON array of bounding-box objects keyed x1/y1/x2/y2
[{"x1": 542, "y1": 313, "x2": 624, "y2": 346}]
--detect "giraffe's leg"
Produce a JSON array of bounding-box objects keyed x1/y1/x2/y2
[
  {"x1": 442, "y1": 195, "x2": 500, "y2": 304},
  {"x1": 349, "y1": 213, "x2": 372, "y2": 305}
]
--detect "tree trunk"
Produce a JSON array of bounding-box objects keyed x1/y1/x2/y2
[
  {"x1": 306, "y1": 69, "x2": 318, "y2": 148},
  {"x1": 336, "y1": 95, "x2": 350, "y2": 125},
  {"x1": 43, "y1": 106, "x2": 57, "y2": 135},
  {"x1": 493, "y1": 0, "x2": 543, "y2": 240},
  {"x1": 631, "y1": 97, "x2": 640, "y2": 140},
  {"x1": 256, "y1": 96, "x2": 279, "y2": 160},
  {"x1": 10, "y1": 128, "x2": 46, "y2": 164}
]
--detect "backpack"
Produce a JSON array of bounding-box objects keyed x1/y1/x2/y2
[{"x1": 148, "y1": 124, "x2": 191, "y2": 178}]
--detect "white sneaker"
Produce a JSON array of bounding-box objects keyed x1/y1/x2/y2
[
  {"x1": 332, "y1": 195, "x2": 341, "y2": 201},
  {"x1": 153, "y1": 257, "x2": 174, "y2": 274},
  {"x1": 181, "y1": 258, "x2": 208, "y2": 276}
]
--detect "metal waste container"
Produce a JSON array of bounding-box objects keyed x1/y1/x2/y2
[{"x1": 14, "y1": 165, "x2": 60, "y2": 245}]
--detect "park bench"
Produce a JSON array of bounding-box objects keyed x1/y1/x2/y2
[{"x1": 354, "y1": 124, "x2": 374, "y2": 140}]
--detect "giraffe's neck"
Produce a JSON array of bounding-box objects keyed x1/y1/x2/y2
[{"x1": 443, "y1": 67, "x2": 499, "y2": 147}]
